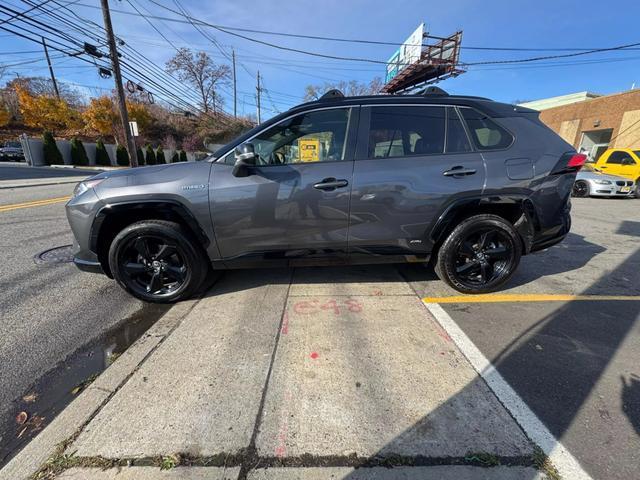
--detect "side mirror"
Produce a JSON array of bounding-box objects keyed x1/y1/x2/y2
[{"x1": 232, "y1": 143, "x2": 257, "y2": 177}]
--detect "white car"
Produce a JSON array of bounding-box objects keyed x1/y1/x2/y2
[{"x1": 572, "y1": 164, "x2": 636, "y2": 198}]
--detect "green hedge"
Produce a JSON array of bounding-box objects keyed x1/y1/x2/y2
[
  {"x1": 171, "y1": 151, "x2": 179, "y2": 163},
  {"x1": 179, "y1": 150, "x2": 187, "y2": 162},
  {"x1": 136, "y1": 146, "x2": 145, "y2": 166},
  {"x1": 43, "y1": 131, "x2": 63, "y2": 165},
  {"x1": 70, "y1": 138, "x2": 89, "y2": 166},
  {"x1": 145, "y1": 144, "x2": 157, "y2": 165},
  {"x1": 156, "y1": 146, "x2": 166, "y2": 164},
  {"x1": 95, "y1": 139, "x2": 111, "y2": 166},
  {"x1": 116, "y1": 144, "x2": 129, "y2": 166}
]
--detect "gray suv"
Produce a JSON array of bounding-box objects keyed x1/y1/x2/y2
[{"x1": 66, "y1": 89, "x2": 585, "y2": 303}]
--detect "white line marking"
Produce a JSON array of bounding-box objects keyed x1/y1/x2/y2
[{"x1": 424, "y1": 301, "x2": 593, "y2": 480}]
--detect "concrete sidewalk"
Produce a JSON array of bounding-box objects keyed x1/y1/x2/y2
[{"x1": 0, "y1": 266, "x2": 550, "y2": 480}]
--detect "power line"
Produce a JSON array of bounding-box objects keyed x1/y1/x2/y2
[
  {"x1": 73, "y1": 1, "x2": 640, "y2": 53},
  {"x1": 0, "y1": 0, "x2": 52, "y2": 26}
]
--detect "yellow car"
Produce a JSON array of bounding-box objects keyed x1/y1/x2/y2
[{"x1": 594, "y1": 149, "x2": 640, "y2": 195}]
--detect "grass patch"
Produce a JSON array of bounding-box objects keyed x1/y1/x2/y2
[{"x1": 532, "y1": 446, "x2": 561, "y2": 480}]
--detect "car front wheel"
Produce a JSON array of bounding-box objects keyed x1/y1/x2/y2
[
  {"x1": 435, "y1": 214, "x2": 522, "y2": 294},
  {"x1": 572, "y1": 180, "x2": 590, "y2": 197},
  {"x1": 108, "y1": 220, "x2": 207, "y2": 303}
]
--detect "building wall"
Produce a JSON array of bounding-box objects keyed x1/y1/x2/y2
[{"x1": 539, "y1": 89, "x2": 640, "y2": 149}]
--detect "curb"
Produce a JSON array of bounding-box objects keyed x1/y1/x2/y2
[{"x1": 0, "y1": 298, "x2": 201, "y2": 480}]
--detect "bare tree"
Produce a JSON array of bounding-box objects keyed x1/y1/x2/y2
[
  {"x1": 303, "y1": 77, "x2": 384, "y2": 101},
  {"x1": 166, "y1": 48, "x2": 231, "y2": 113}
]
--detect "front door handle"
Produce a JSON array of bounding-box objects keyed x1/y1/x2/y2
[
  {"x1": 313, "y1": 177, "x2": 349, "y2": 191},
  {"x1": 443, "y1": 166, "x2": 477, "y2": 177}
]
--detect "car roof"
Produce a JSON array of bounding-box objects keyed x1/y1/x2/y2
[{"x1": 291, "y1": 93, "x2": 536, "y2": 118}]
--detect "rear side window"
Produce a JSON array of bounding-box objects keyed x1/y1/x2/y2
[
  {"x1": 459, "y1": 108, "x2": 513, "y2": 150},
  {"x1": 446, "y1": 107, "x2": 472, "y2": 153},
  {"x1": 607, "y1": 151, "x2": 636, "y2": 164},
  {"x1": 368, "y1": 106, "x2": 445, "y2": 158}
]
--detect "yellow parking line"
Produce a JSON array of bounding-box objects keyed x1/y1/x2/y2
[
  {"x1": 0, "y1": 196, "x2": 71, "y2": 213},
  {"x1": 423, "y1": 294, "x2": 640, "y2": 303}
]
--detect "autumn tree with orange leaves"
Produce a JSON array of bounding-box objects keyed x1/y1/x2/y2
[{"x1": 15, "y1": 86, "x2": 80, "y2": 133}]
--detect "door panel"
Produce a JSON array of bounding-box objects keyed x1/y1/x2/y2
[
  {"x1": 211, "y1": 106, "x2": 357, "y2": 267},
  {"x1": 349, "y1": 105, "x2": 485, "y2": 259},
  {"x1": 212, "y1": 162, "x2": 353, "y2": 266}
]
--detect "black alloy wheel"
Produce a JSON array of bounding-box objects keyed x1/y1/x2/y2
[
  {"x1": 572, "y1": 180, "x2": 589, "y2": 197},
  {"x1": 109, "y1": 220, "x2": 207, "y2": 303},
  {"x1": 435, "y1": 214, "x2": 522, "y2": 294},
  {"x1": 452, "y1": 228, "x2": 515, "y2": 287},
  {"x1": 119, "y1": 235, "x2": 188, "y2": 298}
]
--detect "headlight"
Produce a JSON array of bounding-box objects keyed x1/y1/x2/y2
[
  {"x1": 73, "y1": 178, "x2": 104, "y2": 197},
  {"x1": 593, "y1": 179, "x2": 611, "y2": 185}
]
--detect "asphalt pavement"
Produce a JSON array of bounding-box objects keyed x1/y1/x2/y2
[
  {"x1": 403, "y1": 197, "x2": 640, "y2": 479},
  {"x1": 0, "y1": 183, "x2": 168, "y2": 464}
]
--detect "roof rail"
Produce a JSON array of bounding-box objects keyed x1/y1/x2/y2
[
  {"x1": 420, "y1": 86, "x2": 449, "y2": 97},
  {"x1": 319, "y1": 89, "x2": 345, "y2": 100}
]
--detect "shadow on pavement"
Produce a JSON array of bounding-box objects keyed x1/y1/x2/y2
[
  {"x1": 340, "y1": 248, "x2": 640, "y2": 480},
  {"x1": 509, "y1": 232, "x2": 606, "y2": 288}
]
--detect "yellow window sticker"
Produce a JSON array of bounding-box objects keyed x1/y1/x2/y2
[{"x1": 299, "y1": 138, "x2": 320, "y2": 163}]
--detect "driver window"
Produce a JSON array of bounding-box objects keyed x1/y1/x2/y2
[{"x1": 250, "y1": 108, "x2": 351, "y2": 165}]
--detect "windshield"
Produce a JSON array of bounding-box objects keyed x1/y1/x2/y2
[{"x1": 5, "y1": 141, "x2": 20, "y2": 148}]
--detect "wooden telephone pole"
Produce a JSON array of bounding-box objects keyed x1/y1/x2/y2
[
  {"x1": 232, "y1": 48, "x2": 237, "y2": 118},
  {"x1": 256, "y1": 70, "x2": 261, "y2": 124},
  {"x1": 99, "y1": 0, "x2": 138, "y2": 167},
  {"x1": 41, "y1": 37, "x2": 59, "y2": 99}
]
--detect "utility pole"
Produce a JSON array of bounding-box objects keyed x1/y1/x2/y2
[
  {"x1": 232, "y1": 48, "x2": 237, "y2": 118},
  {"x1": 99, "y1": 0, "x2": 138, "y2": 167},
  {"x1": 41, "y1": 37, "x2": 59, "y2": 99},
  {"x1": 256, "y1": 70, "x2": 261, "y2": 124}
]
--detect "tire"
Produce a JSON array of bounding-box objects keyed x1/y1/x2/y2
[
  {"x1": 435, "y1": 214, "x2": 522, "y2": 294},
  {"x1": 108, "y1": 220, "x2": 207, "y2": 303},
  {"x1": 635, "y1": 179, "x2": 640, "y2": 198},
  {"x1": 572, "y1": 180, "x2": 590, "y2": 198}
]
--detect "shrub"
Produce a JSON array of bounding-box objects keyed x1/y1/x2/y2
[
  {"x1": 179, "y1": 150, "x2": 187, "y2": 162},
  {"x1": 171, "y1": 152, "x2": 179, "y2": 163},
  {"x1": 136, "y1": 146, "x2": 145, "y2": 166},
  {"x1": 70, "y1": 138, "x2": 89, "y2": 166},
  {"x1": 145, "y1": 144, "x2": 157, "y2": 165},
  {"x1": 95, "y1": 139, "x2": 111, "y2": 166},
  {"x1": 116, "y1": 144, "x2": 129, "y2": 166},
  {"x1": 43, "y1": 131, "x2": 63, "y2": 165},
  {"x1": 156, "y1": 145, "x2": 166, "y2": 164}
]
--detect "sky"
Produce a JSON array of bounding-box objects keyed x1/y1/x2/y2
[{"x1": 1, "y1": 0, "x2": 640, "y2": 120}]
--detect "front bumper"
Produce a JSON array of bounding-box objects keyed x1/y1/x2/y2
[
  {"x1": 587, "y1": 180, "x2": 636, "y2": 197},
  {"x1": 71, "y1": 241, "x2": 103, "y2": 274}
]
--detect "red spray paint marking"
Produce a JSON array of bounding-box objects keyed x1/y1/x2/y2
[
  {"x1": 310, "y1": 352, "x2": 319, "y2": 359},
  {"x1": 274, "y1": 391, "x2": 292, "y2": 458},
  {"x1": 281, "y1": 312, "x2": 289, "y2": 335}
]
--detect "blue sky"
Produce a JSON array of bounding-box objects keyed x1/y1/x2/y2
[{"x1": 1, "y1": 0, "x2": 640, "y2": 119}]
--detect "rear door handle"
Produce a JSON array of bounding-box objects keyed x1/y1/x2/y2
[
  {"x1": 443, "y1": 166, "x2": 477, "y2": 177},
  {"x1": 313, "y1": 178, "x2": 349, "y2": 191}
]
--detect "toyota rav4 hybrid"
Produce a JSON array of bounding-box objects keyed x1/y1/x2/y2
[{"x1": 66, "y1": 88, "x2": 586, "y2": 303}]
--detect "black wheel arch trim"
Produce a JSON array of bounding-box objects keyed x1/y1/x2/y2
[
  {"x1": 428, "y1": 194, "x2": 538, "y2": 254},
  {"x1": 89, "y1": 200, "x2": 211, "y2": 255}
]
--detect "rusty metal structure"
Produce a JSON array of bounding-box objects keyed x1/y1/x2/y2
[{"x1": 382, "y1": 31, "x2": 465, "y2": 94}]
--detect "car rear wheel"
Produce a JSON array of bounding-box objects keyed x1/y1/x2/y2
[
  {"x1": 572, "y1": 180, "x2": 590, "y2": 197},
  {"x1": 108, "y1": 220, "x2": 207, "y2": 303},
  {"x1": 435, "y1": 214, "x2": 522, "y2": 294}
]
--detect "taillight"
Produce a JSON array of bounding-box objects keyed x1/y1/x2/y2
[{"x1": 552, "y1": 152, "x2": 587, "y2": 174}]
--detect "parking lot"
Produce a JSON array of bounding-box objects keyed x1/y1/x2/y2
[{"x1": 2, "y1": 191, "x2": 638, "y2": 479}]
